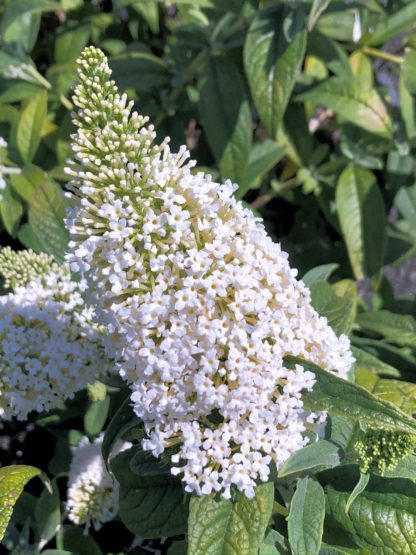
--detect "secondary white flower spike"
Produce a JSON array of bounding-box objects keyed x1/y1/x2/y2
[
  {"x1": 67, "y1": 435, "x2": 129, "y2": 530},
  {"x1": 67, "y1": 46, "x2": 354, "y2": 498},
  {"x1": 0, "y1": 251, "x2": 108, "y2": 420}
]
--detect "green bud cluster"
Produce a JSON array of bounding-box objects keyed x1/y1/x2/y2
[
  {"x1": 355, "y1": 428, "x2": 416, "y2": 474},
  {"x1": 0, "y1": 247, "x2": 59, "y2": 290}
]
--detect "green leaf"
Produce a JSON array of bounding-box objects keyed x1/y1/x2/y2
[
  {"x1": 395, "y1": 184, "x2": 416, "y2": 233},
  {"x1": 27, "y1": 180, "x2": 69, "y2": 263},
  {"x1": 0, "y1": 0, "x2": 60, "y2": 35},
  {"x1": 188, "y1": 482, "x2": 274, "y2": 555},
  {"x1": 84, "y1": 396, "x2": 110, "y2": 438},
  {"x1": 297, "y1": 78, "x2": 392, "y2": 138},
  {"x1": 109, "y1": 52, "x2": 169, "y2": 92},
  {"x1": 0, "y1": 185, "x2": 24, "y2": 237},
  {"x1": 326, "y1": 484, "x2": 416, "y2": 554},
  {"x1": 335, "y1": 164, "x2": 386, "y2": 279},
  {"x1": 357, "y1": 310, "x2": 416, "y2": 348},
  {"x1": 244, "y1": 5, "x2": 306, "y2": 138},
  {"x1": 16, "y1": 91, "x2": 47, "y2": 164},
  {"x1": 365, "y1": 3, "x2": 416, "y2": 46},
  {"x1": 288, "y1": 477, "x2": 325, "y2": 555},
  {"x1": 57, "y1": 526, "x2": 103, "y2": 555},
  {"x1": 130, "y1": 449, "x2": 171, "y2": 476},
  {"x1": 302, "y1": 264, "x2": 339, "y2": 286},
  {"x1": 102, "y1": 396, "x2": 141, "y2": 468},
  {"x1": 35, "y1": 481, "x2": 60, "y2": 546},
  {"x1": 383, "y1": 455, "x2": 416, "y2": 481},
  {"x1": 237, "y1": 140, "x2": 285, "y2": 199},
  {"x1": 111, "y1": 445, "x2": 188, "y2": 539},
  {"x1": 54, "y1": 25, "x2": 90, "y2": 64},
  {"x1": 352, "y1": 346, "x2": 400, "y2": 379},
  {"x1": 308, "y1": 0, "x2": 331, "y2": 31},
  {"x1": 286, "y1": 356, "x2": 416, "y2": 435},
  {"x1": 355, "y1": 367, "x2": 416, "y2": 416},
  {"x1": 310, "y1": 281, "x2": 355, "y2": 336},
  {"x1": 278, "y1": 440, "x2": 340, "y2": 478},
  {"x1": 345, "y1": 473, "x2": 369, "y2": 514},
  {"x1": 199, "y1": 56, "x2": 252, "y2": 183},
  {"x1": 0, "y1": 465, "x2": 41, "y2": 542},
  {"x1": 399, "y1": 60, "x2": 416, "y2": 140}
]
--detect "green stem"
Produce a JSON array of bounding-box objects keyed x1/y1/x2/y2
[{"x1": 362, "y1": 46, "x2": 403, "y2": 65}]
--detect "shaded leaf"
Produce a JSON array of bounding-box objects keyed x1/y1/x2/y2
[
  {"x1": 357, "y1": 310, "x2": 416, "y2": 348},
  {"x1": 199, "y1": 56, "x2": 252, "y2": 183},
  {"x1": 310, "y1": 281, "x2": 355, "y2": 336},
  {"x1": 244, "y1": 5, "x2": 306, "y2": 138}
]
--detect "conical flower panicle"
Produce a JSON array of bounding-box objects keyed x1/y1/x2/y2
[{"x1": 67, "y1": 46, "x2": 354, "y2": 498}]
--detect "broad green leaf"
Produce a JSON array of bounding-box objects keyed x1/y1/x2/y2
[
  {"x1": 16, "y1": 91, "x2": 47, "y2": 164},
  {"x1": 84, "y1": 396, "x2": 110, "y2": 438},
  {"x1": 0, "y1": 185, "x2": 24, "y2": 236},
  {"x1": 237, "y1": 140, "x2": 285, "y2": 198},
  {"x1": 102, "y1": 396, "x2": 141, "y2": 468},
  {"x1": 382, "y1": 455, "x2": 416, "y2": 481},
  {"x1": 310, "y1": 281, "x2": 355, "y2": 337},
  {"x1": 336, "y1": 164, "x2": 386, "y2": 279},
  {"x1": 28, "y1": 180, "x2": 69, "y2": 263},
  {"x1": 168, "y1": 540, "x2": 188, "y2": 555},
  {"x1": 365, "y1": 3, "x2": 416, "y2": 46},
  {"x1": 307, "y1": 31, "x2": 352, "y2": 78},
  {"x1": 297, "y1": 78, "x2": 392, "y2": 138},
  {"x1": 352, "y1": 346, "x2": 400, "y2": 378},
  {"x1": 260, "y1": 530, "x2": 290, "y2": 555},
  {"x1": 326, "y1": 485, "x2": 416, "y2": 553},
  {"x1": 302, "y1": 264, "x2": 339, "y2": 286},
  {"x1": 17, "y1": 223, "x2": 44, "y2": 253},
  {"x1": 188, "y1": 482, "x2": 274, "y2": 555},
  {"x1": 327, "y1": 416, "x2": 360, "y2": 453},
  {"x1": 3, "y1": 11, "x2": 41, "y2": 53},
  {"x1": 278, "y1": 440, "x2": 340, "y2": 478},
  {"x1": 399, "y1": 63, "x2": 416, "y2": 140},
  {"x1": 35, "y1": 481, "x2": 60, "y2": 546},
  {"x1": 199, "y1": 56, "x2": 252, "y2": 183},
  {"x1": 0, "y1": 0, "x2": 60, "y2": 34},
  {"x1": 286, "y1": 356, "x2": 416, "y2": 435},
  {"x1": 288, "y1": 477, "x2": 325, "y2": 555},
  {"x1": 54, "y1": 25, "x2": 90, "y2": 64},
  {"x1": 345, "y1": 473, "x2": 369, "y2": 514},
  {"x1": 57, "y1": 525, "x2": 103, "y2": 555},
  {"x1": 402, "y1": 49, "x2": 416, "y2": 96},
  {"x1": 355, "y1": 367, "x2": 416, "y2": 416},
  {"x1": 244, "y1": 5, "x2": 306, "y2": 138},
  {"x1": 308, "y1": 0, "x2": 331, "y2": 31},
  {"x1": 130, "y1": 449, "x2": 170, "y2": 476},
  {"x1": 395, "y1": 184, "x2": 416, "y2": 232},
  {"x1": 0, "y1": 465, "x2": 41, "y2": 542},
  {"x1": 111, "y1": 446, "x2": 188, "y2": 539},
  {"x1": 357, "y1": 310, "x2": 416, "y2": 348},
  {"x1": 109, "y1": 52, "x2": 169, "y2": 92}
]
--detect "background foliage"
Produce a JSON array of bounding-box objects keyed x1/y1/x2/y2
[{"x1": 2, "y1": 0, "x2": 416, "y2": 554}]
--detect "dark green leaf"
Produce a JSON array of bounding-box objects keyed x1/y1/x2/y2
[
  {"x1": 310, "y1": 281, "x2": 355, "y2": 337},
  {"x1": 57, "y1": 526, "x2": 103, "y2": 555},
  {"x1": 278, "y1": 440, "x2": 341, "y2": 478},
  {"x1": 102, "y1": 396, "x2": 140, "y2": 468},
  {"x1": 199, "y1": 56, "x2": 252, "y2": 183},
  {"x1": 188, "y1": 482, "x2": 274, "y2": 555},
  {"x1": 302, "y1": 264, "x2": 339, "y2": 286},
  {"x1": 286, "y1": 356, "x2": 416, "y2": 434},
  {"x1": 336, "y1": 164, "x2": 386, "y2": 279},
  {"x1": 28, "y1": 180, "x2": 69, "y2": 263},
  {"x1": 237, "y1": 140, "x2": 285, "y2": 199},
  {"x1": 365, "y1": 3, "x2": 416, "y2": 46},
  {"x1": 111, "y1": 446, "x2": 188, "y2": 539},
  {"x1": 0, "y1": 0, "x2": 60, "y2": 35},
  {"x1": 109, "y1": 52, "x2": 169, "y2": 92},
  {"x1": 16, "y1": 91, "x2": 47, "y2": 164},
  {"x1": 0, "y1": 185, "x2": 23, "y2": 236},
  {"x1": 357, "y1": 310, "x2": 416, "y2": 348},
  {"x1": 244, "y1": 5, "x2": 307, "y2": 138},
  {"x1": 288, "y1": 477, "x2": 325, "y2": 555},
  {"x1": 35, "y1": 481, "x2": 60, "y2": 546},
  {"x1": 308, "y1": 0, "x2": 331, "y2": 31},
  {"x1": 326, "y1": 484, "x2": 416, "y2": 553}
]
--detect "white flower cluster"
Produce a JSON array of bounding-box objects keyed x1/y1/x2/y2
[
  {"x1": 0, "y1": 257, "x2": 108, "y2": 420},
  {"x1": 67, "y1": 435, "x2": 129, "y2": 530},
  {"x1": 66, "y1": 47, "x2": 354, "y2": 498}
]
